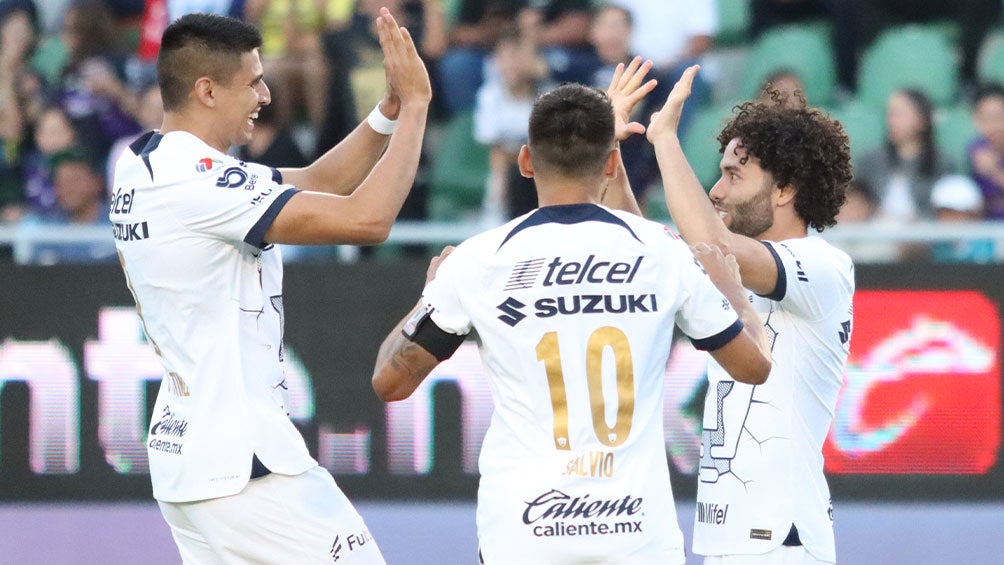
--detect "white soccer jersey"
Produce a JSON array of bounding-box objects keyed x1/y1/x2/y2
[
  {"x1": 693, "y1": 236, "x2": 854, "y2": 564},
  {"x1": 110, "y1": 130, "x2": 316, "y2": 502},
  {"x1": 421, "y1": 203, "x2": 744, "y2": 564}
]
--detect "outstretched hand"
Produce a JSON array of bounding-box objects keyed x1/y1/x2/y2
[
  {"x1": 606, "y1": 56, "x2": 658, "y2": 142},
  {"x1": 647, "y1": 64, "x2": 699, "y2": 143},
  {"x1": 426, "y1": 246, "x2": 455, "y2": 284},
  {"x1": 376, "y1": 7, "x2": 432, "y2": 114}
]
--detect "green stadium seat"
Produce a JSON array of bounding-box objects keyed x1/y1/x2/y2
[
  {"x1": 30, "y1": 36, "x2": 68, "y2": 88},
  {"x1": 714, "y1": 0, "x2": 751, "y2": 48},
  {"x1": 935, "y1": 103, "x2": 976, "y2": 171},
  {"x1": 428, "y1": 111, "x2": 490, "y2": 221},
  {"x1": 737, "y1": 23, "x2": 836, "y2": 106},
  {"x1": 826, "y1": 99, "x2": 886, "y2": 165},
  {"x1": 681, "y1": 104, "x2": 734, "y2": 189},
  {"x1": 858, "y1": 25, "x2": 957, "y2": 108},
  {"x1": 978, "y1": 31, "x2": 1004, "y2": 86}
]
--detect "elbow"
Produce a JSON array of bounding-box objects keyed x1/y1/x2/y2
[
  {"x1": 737, "y1": 357, "x2": 771, "y2": 385},
  {"x1": 345, "y1": 217, "x2": 394, "y2": 245},
  {"x1": 372, "y1": 370, "x2": 410, "y2": 402}
]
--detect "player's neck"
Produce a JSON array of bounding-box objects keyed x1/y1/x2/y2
[
  {"x1": 160, "y1": 112, "x2": 230, "y2": 154},
  {"x1": 535, "y1": 178, "x2": 604, "y2": 207}
]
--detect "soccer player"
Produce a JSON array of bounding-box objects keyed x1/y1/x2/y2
[
  {"x1": 109, "y1": 10, "x2": 430, "y2": 564},
  {"x1": 371, "y1": 63, "x2": 772, "y2": 564},
  {"x1": 632, "y1": 66, "x2": 854, "y2": 564}
]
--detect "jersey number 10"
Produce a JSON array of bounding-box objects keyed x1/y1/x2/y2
[{"x1": 536, "y1": 326, "x2": 635, "y2": 451}]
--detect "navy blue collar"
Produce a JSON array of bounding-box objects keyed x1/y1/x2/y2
[{"x1": 498, "y1": 203, "x2": 642, "y2": 251}]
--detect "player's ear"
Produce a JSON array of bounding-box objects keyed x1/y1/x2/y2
[
  {"x1": 517, "y1": 145, "x2": 534, "y2": 178},
  {"x1": 603, "y1": 146, "x2": 620, "y2": 178},
  {"x1": 775, "y1": 182, "x2": 796, "y2": 207},
  {"x1": 193, "y1": 76, "x2": 216, "y2": 108}
]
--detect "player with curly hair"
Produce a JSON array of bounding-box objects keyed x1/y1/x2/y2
[{"x1": 611, "y1": 66, "x2": 854, "y2": 564}]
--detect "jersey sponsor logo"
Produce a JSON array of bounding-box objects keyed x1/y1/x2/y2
[
  {"x1": 522, "y1": 489, "x2": 644, "y2": 538},
  {"x1": 112, "y1": 221, "x2": 150, "y2": 242},
  {"x1": 148, "y1": 405, "x2": 187, "y2": 455},
  {"x1": 695, "y1": 501, "x2": 729, "y2": 525},
  {"x1": 496, "y1": 297, "x2": 527, "y2": 327},
  {"x1": 535, "y1": 294, "x2": 658, "y2": 318},
  {"x1": 561, "y1": 450, "x2": 615, "y2": 478},
  {"x1": 215, "y1": 166, "x2": 254, "y2": 189},
  {"x1": 505, "y1": 258, "x2": 547, "y2": 290},
  {"x1": 249, "y1": 186, "x2": 275, "y2": 206},
  {"x1": 110, "y1": 187, "x2": 135, "y2": 215},
  {"x1": 330, "y1": 529, "x2": 374, "y2": 562},
  {"x1": 541, "y1": 255, "x2": 643, "y2": 287},
  {"x1": 195, "y1": 157, "x2": 223, "y2": 172}
]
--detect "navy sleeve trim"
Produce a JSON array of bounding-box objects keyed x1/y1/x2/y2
[
  {"x1": 404, "y1": 308, "x2": 466, "y2": 361},
  {"x1": 690, "y1": 319, "x2": 744, "y2": 351},
  {"x1": 244, "y1": 188, "x2": 299, "y2": 248},
  {"x1": 756, "y1": 241, "x2": 787, "y2": 301},
  {"x1": 270, "y1": 167, "x2": 282, "y2": 184}
]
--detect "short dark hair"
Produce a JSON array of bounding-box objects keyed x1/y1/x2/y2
[
  {"x1": 974, "y1": 82, "x2": 1004, "y2": 106},
  {"x1": 718, "y1": 97, "x2": 852, "y2": 232},
  {"x1": 158, "y1": 13, "x2": 262, "y2": 111},
  {"x1": 527, "y1": 84, "x2": 615, "y2": 178}
]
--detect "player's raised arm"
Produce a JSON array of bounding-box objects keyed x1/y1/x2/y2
[
  {"x1": 647, "y1": 66, "x2": 780, "y2": 295},
  {"x1": 373, "y1": 247, "x2": 462, "y2": 401},
  {"x1": 264, "y1": 8, "x2": 432, "y2": 245},
  {"x1": 600, "y1": 57, "x2": 657, "y2": 216},
  {"x1": 692, "y1": 242, "x2": 771, "y2": 385}
]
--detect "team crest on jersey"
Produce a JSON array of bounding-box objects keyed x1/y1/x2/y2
[{"x1": 195, "y1": 157, "x2": 223, "y2": 172}]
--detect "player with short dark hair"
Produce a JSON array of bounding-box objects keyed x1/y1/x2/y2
[
  {"x1": 617, "y1": 66, "x2": 854, "y2": 565},
  {"x1": 111, "y1": 9, "x2": 431, "y2": 563},
  {"x1": 372, "y1": 62, "x2": 771, "y2": 564}
]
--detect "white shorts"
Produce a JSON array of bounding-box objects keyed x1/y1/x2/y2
[
  {"x1": 158, "y1": 466, "x2": 385, "y2": 564},
  {"x1": 703, "y1": 545, "x2": 831, "y2": 565}
]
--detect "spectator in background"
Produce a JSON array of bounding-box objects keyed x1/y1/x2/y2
[
  {"x1": 609, "y1": 0, "x2": 714, "y2": 138},
  {"x1": 245, "y1": 0, "x2": 331, "y2": 133},
  {"x1": 929, "y1": 174, "x2": 994, "y2": 263},
  {"x1": 167, "y1": 0, "x2": 245, "y2": 19},
  {"x1": 855, "y1": 89, "x2": 955, "y2": 224},
  {"x1": 107, "y1": 81, "x2": 163, "y2": 188},
  {"x1": 759, "y1": 68, "x2": 806, "y2": 105},
  {"x1": 21, "y1": 105, "x2": 80, "y2": 218},
  {"x1": 57, "y1": 0, "x2": 141, "y2": 161},
  {"x1": 584, "y1": 3, "x2": 658, "y2": 207},
  {"x1": 473, "y1": 30, "x2": 549, "y2": 223},
  {"x1": 19, "y1": 146, "x2": 116, "y2": 264},
  {"x1": 437, "y1": 0, "x2": 518, "y2": 115},
  {"x1": 969, "y1": 83, "x2": 1004, "y2": 220},
  {"x1": 0, "y1": 0, "x2": 39, "y2": 222}
]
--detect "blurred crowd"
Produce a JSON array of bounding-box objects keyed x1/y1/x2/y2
[{"x1": 1, "y1": 0, "x2": 1003, "y2": 264}]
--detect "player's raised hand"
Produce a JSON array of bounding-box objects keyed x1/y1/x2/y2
[
  {"x1": 376, "y1": 7, "x2": 432, "y2": 111},
  {"x1": 691, "y1": 242, "x2": 742, "y2": 296},
  {"x1": 426, "y1": 246, "x2": 455, "y2": 284},
  {"x1": 606, "y1": 56, "x2": 658, "y2": 142},
  {"x1": 647, "y1": 64, "x2": 699, "y2": 143}
]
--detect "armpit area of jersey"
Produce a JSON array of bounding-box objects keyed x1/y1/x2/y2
[{"x1": 402, "y1": 305, "x2": 466, "y2": 361}]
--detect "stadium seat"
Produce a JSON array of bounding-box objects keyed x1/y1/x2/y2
[
  {"x1": 428, "y1": 111, "x2": 490, "y2": 221},
  {"x1": 858, "y1": 25, "x2": 958, "y2": 108},
  {"x1": 737, "y1": 24, "x2": 836, "y2": 106},
  {"x1": 714, "y1": 0, "x2": 751, "y2": 48},
  {"x1": 30, "y1": 36, "x2": 68, "y2": 88},
  {"x1": 978, "y1": 31, "x2": 1004, "y2": 86},
  {"x1": 681, "y1": 104, "x2": 734, "y2": 189},
  {"x1": 935, "y1": 103, "x2": 977, "y2": 171},
  {"x1": 825, "y1": 99, "x2": 886, "y2": 164}
]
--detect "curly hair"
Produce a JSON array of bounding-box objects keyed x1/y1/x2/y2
[{"x1": 718, "y1": 94, "x2": 852, "y2": 232}]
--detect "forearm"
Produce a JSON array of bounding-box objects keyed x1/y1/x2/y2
[
  {"x1": 282, "y1": 120, "x2": 391, "y2": 195},
  {"x1": 653, "y1": 135, "x2": 730, "y2": 246},
  {"x1": 373, "y1": 301, "x2": 434, "y2": 401}
]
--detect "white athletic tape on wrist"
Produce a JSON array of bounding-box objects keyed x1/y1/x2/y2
[{"x1": 367, "y1": 104, "x2": 398, "y2": 135}]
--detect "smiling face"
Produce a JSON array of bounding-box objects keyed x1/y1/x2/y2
[
  {"x1": 709, "y1": 137, "x2": 777, "y2": 238},
  {"x1": 212, "y1": 49, "x2": 270, "y2": 149}
]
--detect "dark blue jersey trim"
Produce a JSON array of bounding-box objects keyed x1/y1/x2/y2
[
  {"x1": 244, "y1": 188, "x2": 299, "y2": 248},
  {"x1": 270, "y1": 167, "x2": 282, "y2": 184},
  {"x1": 690, "y1": 318, "x2": 744, "y2": 351},
  {"x1": 756, "y1": 241, "x2": 787, "y2": 301},
  {"x1": 498, "y1": 203, "x2": 642, "y2": 251},
  {"x1": 131, "y1": 132, "x2": 163, "y2": 181}
]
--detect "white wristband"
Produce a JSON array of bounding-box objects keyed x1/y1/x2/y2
[{"x1": 367, "y1": 104, "x2": 397, "y2": 135}]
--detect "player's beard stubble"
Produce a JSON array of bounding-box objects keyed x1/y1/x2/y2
[{"x1": 726, "y1": 178, "x2": 775, "y2": 238}]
